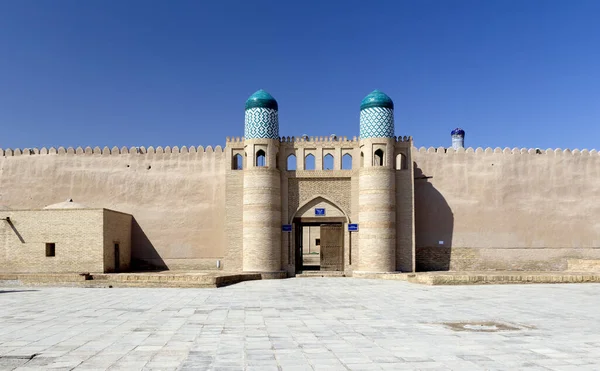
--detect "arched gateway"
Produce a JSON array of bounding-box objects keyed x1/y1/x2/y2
[
  {"x1": 228, "y1": 89, "x2": 416, "y2": 277},
  {"x1": 290, "y1": 196, "x2": 350, "y2": 274}
]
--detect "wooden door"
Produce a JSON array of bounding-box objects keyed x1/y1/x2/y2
[{"x1": 320, "y1": 224, "x2": 343, "y2": 271}]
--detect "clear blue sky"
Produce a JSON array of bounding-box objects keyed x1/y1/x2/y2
[{"x1": 1, "y1": 0, "x2": 599, "y2": 150}]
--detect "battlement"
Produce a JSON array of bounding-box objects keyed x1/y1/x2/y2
[
  {"x1": 225, "y1": 135, "x2": 413, "y2": 143},
  {"x1": 0, "y1": 145, "x2": 225, "y2": 157},
  {"x1": 226, "y1": 135, "x2": 413, "y2": 143},
  {"x1": 415, "y1": 146, "x2": 600, "y2": 156}
]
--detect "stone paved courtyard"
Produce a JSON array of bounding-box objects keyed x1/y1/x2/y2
[{"x1": 0, "y1": 278, "x2": 599, "y2": 370}]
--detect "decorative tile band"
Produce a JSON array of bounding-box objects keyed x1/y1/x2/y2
[
  {"x1": 360, "y1": 107, "x2": 394, "y2": 139},
  {"x1": 244, "y1": 107, "x2": 279, "y2": 139}
]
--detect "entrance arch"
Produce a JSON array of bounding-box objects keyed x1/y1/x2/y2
[
  {"x1": 289, "y1": 195, "x2": 350, "y2": 224},
  {"x1": 289, "y1": 196, "x2": 350, "y2": 274}
]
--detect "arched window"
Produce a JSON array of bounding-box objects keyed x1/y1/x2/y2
[
  {"x1": 232, "y1": 154, "x2": 243, "y2": 170},
  {"x1": 342, "y1": 154, "x2": 352, "y2": 170},
  {"x1": 360, "y1": 152, "x2": 364, "y2": 168},
  {"x1": 287, "y1": 154, "x2": 297, "y2": 170},
  {"x1": 323, "y1": 154, "x2": 334, "y2": 170},
  {"x1": 276, "y1": 153, "x2": 279, "y2": 169},
  {"x1": 256, "y1": 150, "x2": 266, "y2": 167},
  {"x1": 305, "y1": 154, "x2": 315, "y2": 170},
  {"x1": 374, "y1": 149, "x2": 384, "y2": 166},
  {"x1": 396, "y1": 153, "x2": 407, "y2": 170}
]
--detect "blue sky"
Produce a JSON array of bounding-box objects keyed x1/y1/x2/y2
[{"x1": 0, "y1": 0, "x2": 599, "y2": 150}]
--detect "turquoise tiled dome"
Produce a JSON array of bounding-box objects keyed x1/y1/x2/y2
[
  {"x1": 244, "y1": 90, "x2": 279, "y2": 139},
  {"x1": 360, "y1": 90, "x2": 395, "y2": 139},
  {"x1": 360, "y1": 90, "x2": 394, "y2": 110},
  {"x1": 245, "y1": 89, "x2": 278, "y2": 110}
]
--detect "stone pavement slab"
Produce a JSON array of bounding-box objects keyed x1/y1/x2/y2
[{"x1": 1, "y1": 278, "x2": 600, "y2": 370}]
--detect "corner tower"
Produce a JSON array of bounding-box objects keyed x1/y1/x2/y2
[
  {"x1": 358, "y1": 90, "x2": 396, "y2": 272},
  {"x1": 242, "y1": 90, "x2": 282, "y2": 273}
]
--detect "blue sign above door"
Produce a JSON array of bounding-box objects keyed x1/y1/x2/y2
[
  {"x1": 282, "y1": 224, "x2": 292, "y2": 232},
  {"x1": 348, "y1": 223, "x2": 359, "y2": 232},
  {"x1": 315, "y1": 208, "x2": 326, "y2": 216}
]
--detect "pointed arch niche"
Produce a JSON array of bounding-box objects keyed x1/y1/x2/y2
[{"x1": 290, "y1": 196, "x2": 350, "y2": 224}]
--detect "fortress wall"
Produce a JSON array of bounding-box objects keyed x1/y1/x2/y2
[
  {"x1": 414, "y1": 147, "x2": 600, "y2": 271},
  {"x1": 0, "y1": 145, "x2": 227, "y2": 270}
]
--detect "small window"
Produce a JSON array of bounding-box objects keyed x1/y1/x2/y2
[
  {"x1": 323, "y1": 154, "x2": 334, "y2": 170},
  {"x1": 374, "y1": 149, "x2": 384, "y2": 166},
  {"x1": 396, "y1": 153, "x2": 407, "y2": 170},
  {"x1": 315, "y1": 239, "x2": 320, "y2": 246},
  {"x1": 342, "y1": 153, "x2": 352, "y2": 170},
  {"x1": 46, "y1": 243, "x2": 55, "y2": 257},
  {"x1": 232, "y1": 154, "x2": 243, "y2": 170},
  {"x1": 360, "y1": 152, "x2": 364, "y2": 167},
  {"x1": 305, "y1": 154, "x2": 315, "y2": 170},
  {"x1": 256, "y1": 150, "x2": 266, "y2": 167},
  {"x1": 287, "y1": 154, "x2": 297, "y2": 170}
]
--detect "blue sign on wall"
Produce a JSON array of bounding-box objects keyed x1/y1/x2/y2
[
  {"x1": 282, "y1": 224, "x2": 292, "y2": 232},
  {"x1": 348, "y1": 224, "x2": 359, "y2": 232},
  {"x1": 315, "y1": 208, "x2": 326, "y2": 216}
]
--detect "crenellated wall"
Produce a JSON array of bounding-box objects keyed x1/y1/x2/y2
[
  {"x1": 414, "y1": 146, "x2": 600, "y2": 271},
  {"x1": 0, "y1": 145, "x2": 228, "y2": 270}
]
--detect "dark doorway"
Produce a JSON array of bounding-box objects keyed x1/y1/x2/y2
[{"x1": 114, "y1": 243, "x2": 120, "y2": 272}]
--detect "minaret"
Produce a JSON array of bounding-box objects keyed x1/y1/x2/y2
[
  {"x1": 358, "y1": 90, "x2": 396, "y2": 272},
  {"x1": 451, "y1": 128, "x2": 465, "y2": 149},
  {"x1": 242, "y1": 90, "x2": 282, "y2": 273}
]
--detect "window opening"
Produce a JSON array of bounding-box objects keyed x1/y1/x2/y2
[
  {"x1": 342, "y1": 154, "x2": 352, "y2": 170},
  {"x1": 287, "y1": 154, "x2": 297, "y2": 170},
  {"x1": 374, "y1": 149, "x2": 384, "y2": 166},
  {"x1": 256, "y1": 150, "x2": 266, "y2": 167},
  {"x1": 46, "y1": 243, "x2": 55, "y2": 257},
  {"x1": 396, "y1": 153, "x2": 407, "y2": 170},
  {"x1": 232, "y1": 154, "x2": 243, "y2": 170},
  {"x1": 305, "y1": 154, "x2": 315, "y2": 170},
  {"x1": 323, "y1": 154, "x2": 334, "y2": 170}
]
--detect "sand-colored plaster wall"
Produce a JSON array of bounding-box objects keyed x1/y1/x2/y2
[
  {"x1": 0, "y1": 146, "x2": 227, "y2": 270},
  {"x1": 414, "y1": 147, "x2": 600, "y2": 271}
]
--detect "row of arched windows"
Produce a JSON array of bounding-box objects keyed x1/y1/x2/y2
[
  {"x1": 286, "y1": 153, "x2": 353, "y2": 171},
  {"x1": 232, "y1": 151, "x2": 407, "y2": 170}
]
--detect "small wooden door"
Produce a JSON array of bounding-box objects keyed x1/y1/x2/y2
[{"x1": 320, "y1": 224, "x2": 343, "y2": 271}]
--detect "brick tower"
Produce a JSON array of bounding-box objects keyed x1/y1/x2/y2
[
  {"x1": 358, "y1": 90, "x2": 396, "y2": 272},
  {"x1": 242, "y1": 90, "x2": 282, "y2": 273}
]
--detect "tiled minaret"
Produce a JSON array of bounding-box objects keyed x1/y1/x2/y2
[
  {"x1": 242, "y1": 90, "x2": 282, "y2": 273},
  {"x1": 358, "y1": 90, "x2": 396, "y2": 272},
  {"x1": 451, "y1": 128, "x2": 465, "y2": 150}
]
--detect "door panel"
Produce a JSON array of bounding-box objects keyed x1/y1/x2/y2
[{"x1": 320, "y1": 224, "x2": 343, "y2": 271}]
